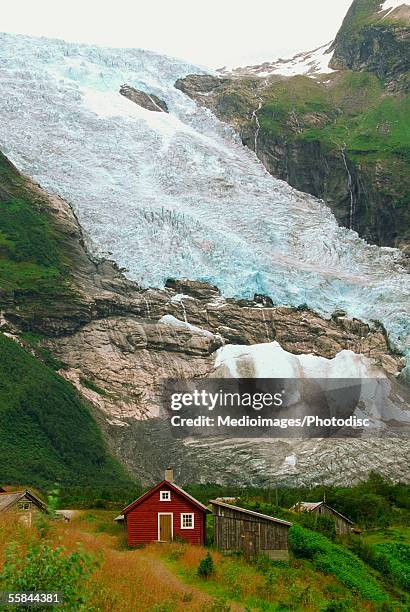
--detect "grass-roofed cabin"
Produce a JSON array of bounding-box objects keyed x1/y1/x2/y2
[
  {"x1": 0, "y1": 489, "x2": 47, "y2": 526},
  {"x1": 211, "y1": 500, "x2": 292, "y2": 560}
]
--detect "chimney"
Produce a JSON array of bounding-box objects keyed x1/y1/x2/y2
[{"x1": 165, "y1": 467, "x2": 174, "y2": 483}]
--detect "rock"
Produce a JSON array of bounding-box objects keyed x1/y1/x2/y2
[
  {"x1": 119, "y1": 84, "x2": 168, "y2": 112},
  {"x1": 329, "y1": 0, "x2": 410, "y2": 92},
  {"x1": 174, "y1": 3, "x2": 410, "y2": 251},
  {"x1": 254, "y1": 294, "x2": 274, "y2": 307},
  {"x1": 165, "y1": 278, "x2": 220, "y2": 300},
  {"x1": 1, "y1": 151, "x2": 408, "y2": 486}
]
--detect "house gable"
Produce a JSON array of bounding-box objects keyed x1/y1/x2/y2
[
  {"x1": 122, "y1": 481, "x2": 209, "y2": 516},
  {"x1": 123, "y1": 481, "x2": 208, "y2": 546},
  {"x1": 0, "y1": 490, "x2": 47, "y2": 514}
]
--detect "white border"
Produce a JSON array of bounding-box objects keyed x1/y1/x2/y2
[
  {"x1": 180, "y1": 512, "x2": 194, "y2": 529},
  {"x1": 158, "y1": 512, "x2": 173, "y2": 541},
  {"x1": 160, "y1": 490, "x2": 171, "y2": 501}
]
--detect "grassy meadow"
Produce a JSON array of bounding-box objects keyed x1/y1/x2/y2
[{"x1": 0, "y1": 476, "x2": 409, "y2": 611}]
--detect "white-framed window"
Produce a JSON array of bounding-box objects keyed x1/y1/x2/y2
[
  {"x1": 160, "y1": 490, "x2": 171, "y2": 501},
  {"x1": 180, "y1": 513, "x2": 194, "y2": 529}
]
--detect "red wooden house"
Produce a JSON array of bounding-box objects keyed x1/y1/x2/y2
[{"x1": 117, "y1": 469, "x2": 210, "y2": 546}]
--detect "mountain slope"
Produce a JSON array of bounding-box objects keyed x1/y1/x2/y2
[
  {"x1": 0, "y1": 333, "x2": 131, "y2": 488},
  {"x1": 0, "y1": 151, "x2": 133, "y2": 488},
  {"x1": 330, "y1": 0, "x2": 410, "y2": 92},
  {"x1": 0, "y1": 150, "x2": 408, "y2": 487},
  {"x1": 176, "y1": 1, "x2": 410, "y2": 250},
  {"x1": 0, "y1": 30, "x2": 409, "y2": 487}
]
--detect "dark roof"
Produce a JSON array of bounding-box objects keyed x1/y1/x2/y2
[
  {"x1": 290, "y1": 501, "x2": 353, "y2": 524},
  {"x1": 210, "y1": 500, "x2": 292, "y2": 526},
  {"x1": 0, "y1": 487, "x2": 6, "y2": 493},
  {"x1": 0, "y1": 490, "x2": 47, "y2": 513},
  {"x1": 121, "y1": 481, "x2": 210, "y2": 515}
]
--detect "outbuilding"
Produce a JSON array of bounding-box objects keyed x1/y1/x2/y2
[
  {"x1": 0, "y1": 489, "x2": 47, "y2": 525},
  {"x1": 211, "y1": 499, "x2": 292, "y2": 560},
  {"x1": 118, "y1": 469, "x2": 210, "y2": 547},
  {"x1": 290, "y1": 501, "x2": 353, "y2": 535}
]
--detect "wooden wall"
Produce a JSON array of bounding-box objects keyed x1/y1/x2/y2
[
  {"x1": 213, "y1": 505, "x2": 290, "y2": 560},
  {"x1": 126, "y1": 484, "x2": 205, "y2": 546},
  {"x1": 316, "y1": 505, "x2": 352, "y2": 535}
]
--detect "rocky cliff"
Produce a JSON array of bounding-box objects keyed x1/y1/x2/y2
[
  {"x1": 175, "y1": 1, "x2": 410, "y2": 250},
  {"x1": 1, "y1": 151, "x2": 409, "y2": 486},
  {"x1": 330, "y1": 0, "x2": 410, "y2": 92}
]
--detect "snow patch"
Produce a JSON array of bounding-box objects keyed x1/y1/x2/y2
[
  {"x1": 214, "y1": 341, "x2": 410, "y2": 426},
  {"x1": 380, "y1": 0, "x2": 409, "y2": 17},
  {"x1": 219, "y1": 43, "x2": 335, "y2": 79},
  {"x1": 214, "y1": 341, "x2": 380, "y2": 379},
  {"x1": 170, "y1": 293, "x2": 195, "y2": 303},
  {"x1": 159, "y1": 314, "x2": 215, "y2": 338}
]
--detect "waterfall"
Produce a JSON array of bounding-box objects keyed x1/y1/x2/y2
[
  {"x1": 251, "y1": 99, "x2": 263, "y2": 156},
  {"x1": 341, "y1": 148, "x2": 355, "y2": 230}
]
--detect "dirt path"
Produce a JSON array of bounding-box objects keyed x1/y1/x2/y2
[
  {"x1": 62, "y1": 519, "x2": 245, "y2": 611},
  {"x1": 141, "y1": 546, "x2": 245, "y2": 612}
]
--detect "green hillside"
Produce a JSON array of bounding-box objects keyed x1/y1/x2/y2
[
  {"x1": 0, "y1": 152, "x2": 69, "y2": 300},
  {"x1": 0, "y1": 332, "x2": 131, "y2": 488},
  {"x1": 0, "y1": 152, "x2": 132, "y2": 490}
]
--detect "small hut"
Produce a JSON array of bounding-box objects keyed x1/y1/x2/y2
[
  {"x1": 0, "y1": 489, "x2": 47, "y2": 526},
  {"x1": 290, "y1": 501, "x2": 353, "y2": 535},
  {"x1": 211, "y1": 500, "x2": 292, "y2": 560}
]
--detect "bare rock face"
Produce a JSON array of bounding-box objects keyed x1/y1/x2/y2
[
  {"x1": 1, "y1": 159, "x2": 408, "y2": 487},
  {"x1": 119, "y1": 84, "x2": 168, "y2": 112}
]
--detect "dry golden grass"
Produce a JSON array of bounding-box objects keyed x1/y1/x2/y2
[
  {"x1": 45, "y1": 519, "x2": 215, "y2": 611},
  {"x1": 0, "y1": 512, "x2": 378, "y2": 611}
]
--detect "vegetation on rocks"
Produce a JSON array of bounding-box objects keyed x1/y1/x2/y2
[
  {"x1": 0, "y1": 153, "x2": 71, "y2": 302},
  {"x1": 176, "y1": 0, "x2": 410, "y2": 248},
  {"x1": 0, "y1": 332, "x2": 132, "y2": 488}
]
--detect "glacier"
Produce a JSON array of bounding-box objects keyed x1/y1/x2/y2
[{"x1": 0, "y1": 32, "x2": 408, "y2": 367}]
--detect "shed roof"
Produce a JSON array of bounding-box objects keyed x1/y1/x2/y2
[
  {"x1": 0, "y1": 490, "x2": 47, "y2": 513},
  {"x1": 210, "y1": 500, "x2": 292, "y2": 526},
  {"x1": 291, "y1": 501, "x2": 353, "y2": 524},
  {"x1": 121, "y1": 480, "x2": 210, "y2": 515}
]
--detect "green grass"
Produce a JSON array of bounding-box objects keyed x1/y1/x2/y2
[
  {"x1": 0, "y1": 152, "x2": 75, "y2": 305},
  {"x1": 255, "y1": 69, "x2": 410, "y2": 217},
  {"x1": 289, "y1": 525, "x2": 387, "y2": 602},
  {"x1": 0, "y1": 332, "x2": 132, "y2": 489},
  {"x1": 0, "y1": 196, "x2": 68, "y2": 295},
  {"x1": 351, "y1": 527, "x2": 410, "y2": 594}
]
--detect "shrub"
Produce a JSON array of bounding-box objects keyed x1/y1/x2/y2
[
  {"x1": 350, "y1": 537, "x2": 410, "y2": 591},
  {"x1": 371, "y1": 543, "x2": 410, "y2": 591},
  {"x1": 0, "y1": 541, "x2": 98, "y2": 610},
  {"x1": 289, "y1": 525, "x2": 387, "y2": 602},
  {"x1": 198, "y1": 552, "x2": 215, "y2": 578}
]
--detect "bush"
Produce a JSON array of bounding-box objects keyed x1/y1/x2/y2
[
  {"x1": 373, "y1": 543, "x2": 410, "y2": 591},
  {"x1": 0, "y1": 541, "x2": 98, "y2": 610},
  {"x1": 289, "y1": 525, "x2": 387, "y2": 602},
  {"x1": 350, "y1": 537, "x2": 410, "y2": 591},
  {"x1": 198, "y1": 552, "x2": 215, "y2": 578}
]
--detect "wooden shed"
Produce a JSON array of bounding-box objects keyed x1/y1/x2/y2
[
  {"x1": 0, "y1": 490, "x2": 47, "y2": 526},
  {"x1": 290, "y1": 501, "x2": 353, "y2": 535},
  {"x1": 211, "y1": 500, "x2": 292, "y2": 560}
]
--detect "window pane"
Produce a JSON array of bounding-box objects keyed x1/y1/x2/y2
[{"x1": 182, "y1": 514, "x2": 193, "y2": 528}]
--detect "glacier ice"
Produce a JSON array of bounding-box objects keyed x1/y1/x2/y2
[{"x1": 0, "y1": 32, "x2": 408, "y2": 366}]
